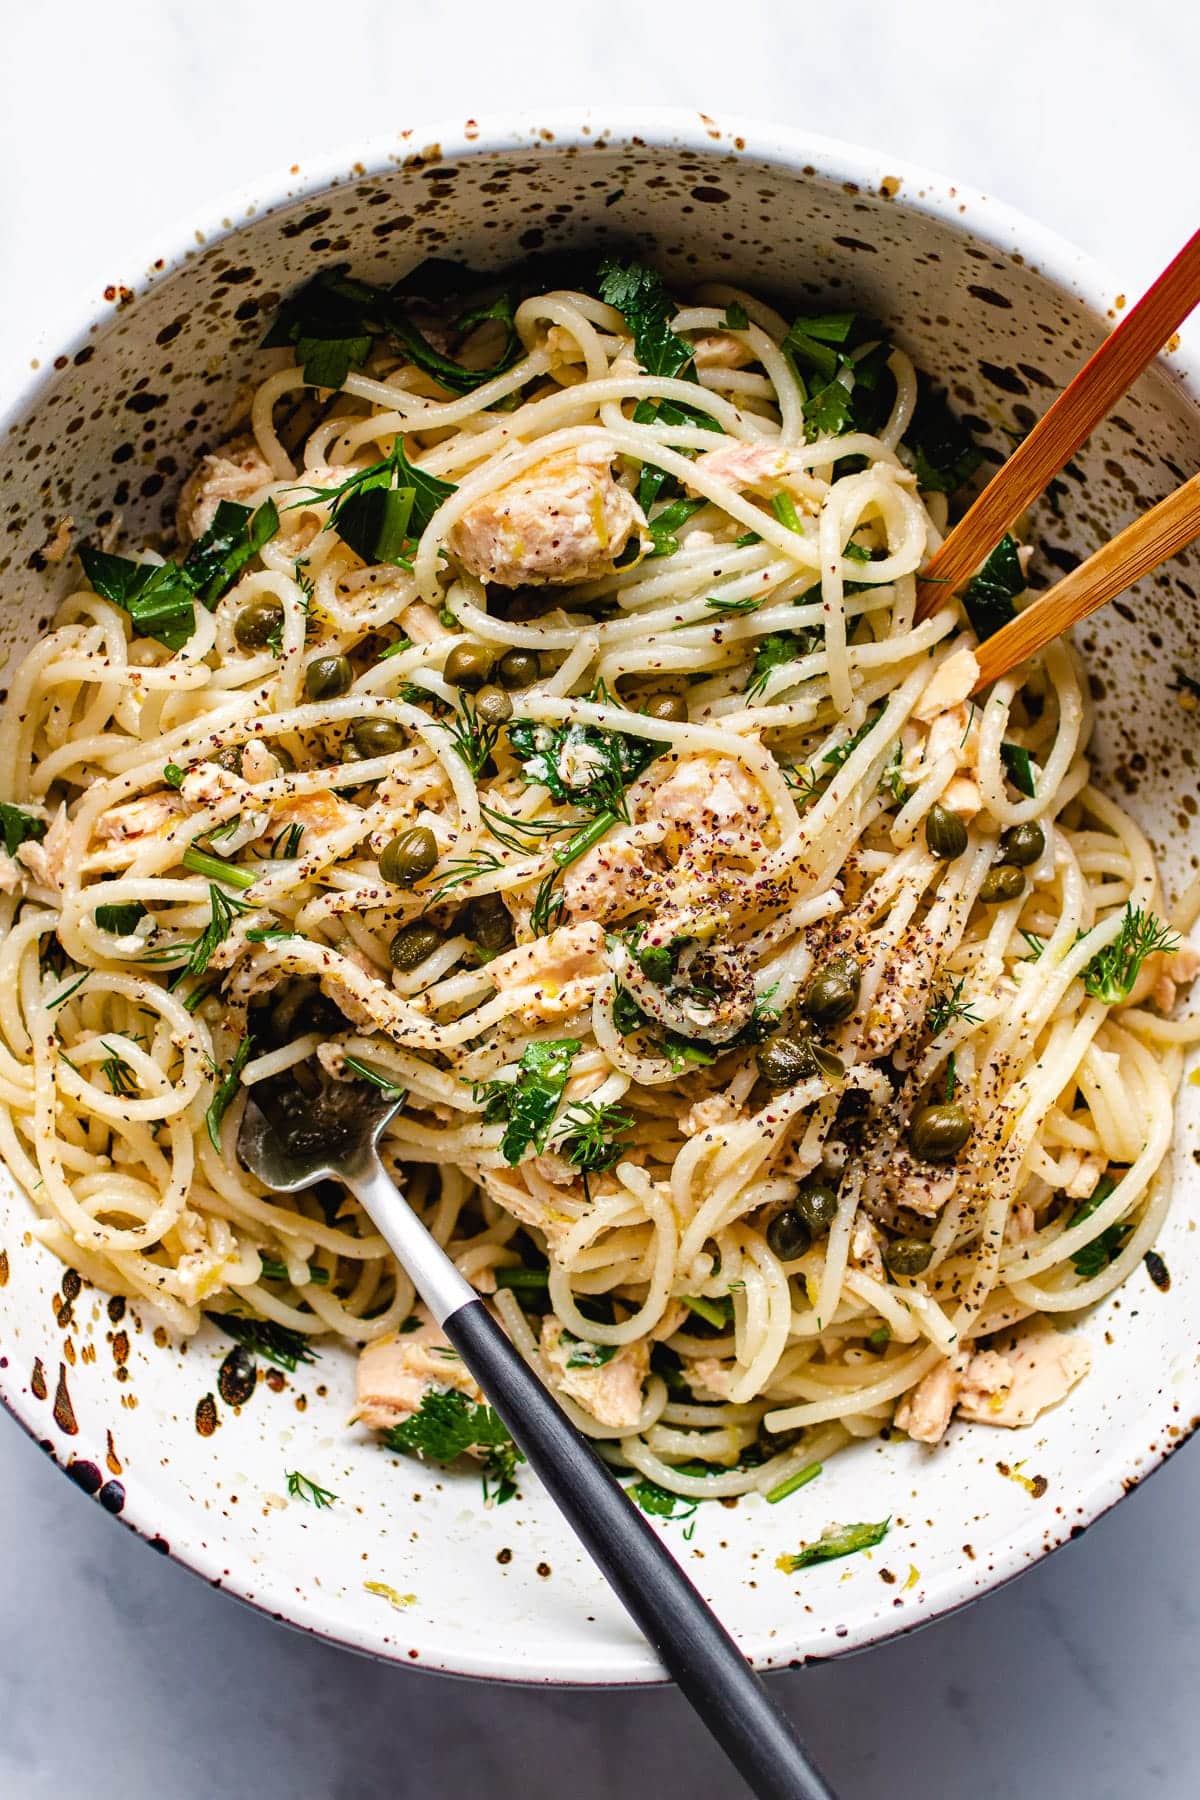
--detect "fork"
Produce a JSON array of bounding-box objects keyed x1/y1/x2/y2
[{"x1": 238, "y1": 1070, "x2": 836, "y2": 1800}]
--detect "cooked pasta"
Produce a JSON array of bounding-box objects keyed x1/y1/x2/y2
[{"x1": 1, "y1": 257, "x2": 1195, "y2": 1503}]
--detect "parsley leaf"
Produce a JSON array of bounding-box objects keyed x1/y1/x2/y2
[
  {"x1": 961, "y1": 534, "x2": 1025, "y2": 641},
  {"x1": 776, "y1": 1518, "x2": 890, "y2": 1571},
  {"x1": 628, "y1": 1477, "x2": 699, "y2": 1521},
  {"x1": 474, "y1": 1038, "x2": 581, "y2": 1164},
  {"x1": 783, "y1": 311, "x2": 893, "y2": 442},
  {"x1": 508, "y1": 704, "x2": 658, "y2": 822},
  {"x1": 383, "y1": 1389, "x2": 523, "y2": 1504},
  {"x1": 646, "y1": 496, "x2": 706, "y2": 559},
  {"x1": 391, "y1": 292, "x2": 523, "y2": 395},
  {"x1": 598, "y1": 257, "x2": 694, "y2": 381},
  {"x1": 182, "y1": 499, "x2": 280, "y2": 605},
  {"x1": 1069, "y1": 1172, "x2": 1128, "y2": 1278},
  {"x1": 999, "y1": 742, "x2": 1037, "y2": 798},
  {"x1": 262, "y1": 265, "x2": 381, "y2": 387},
  {"x1": 206, "y1": 1034, "x2": 253, "y2": 1151},
  {"x1": 745, "y1": 630, "x2": 817, "y2": 700},
  {"x1": 95, "y1": 900, "x2": 147, "y2": 935},
  {"x1": 1081, "y1": 905, "x2": 1178, "y2": 1005},
  {"x1": 0, "y1": 801, "x2": 46, "y2": 859},
  {"x1": 722, "y1": 300, "x2": 749, "y2": 331},
  {"x1": 79, "y1": 549, "x2": 197, "y2": 651},
  {"x1": 303, "y1": 441, "x2": 456, "y2": 568},
  {"x1": 905, "y1": 380, "x2": 983, "y2": 495}
]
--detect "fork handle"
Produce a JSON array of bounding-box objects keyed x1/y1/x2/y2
[{"x1": 346, "y1": 1160, "x2": 835, "y2": 1800}]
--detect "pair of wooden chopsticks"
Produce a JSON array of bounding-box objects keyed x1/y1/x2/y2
[{"x1": 909, "y1": 228, "x2": 1200, "y2": 693}]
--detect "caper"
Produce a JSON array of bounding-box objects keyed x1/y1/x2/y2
[
  {"x1": 464, "y1": 893, "x2": 513, "y2": 953},
  {"x1": 978, "y1": 863, "x2": 1025, "y2": 904},
  {"x1": 443, "y1": 642, "x2": 494, "y2": 691},
  {"x1": 350, "y1": 717, "x2": 406, "y2": 758},
  {"x1": 802, "y1": 955, "x2": 861, "y2": 1027},
  {"x1": 637, "y1": 943, "x2": 675, "y2": 984},
  {"x1": 886, "y1": 1235, "x2": 934, "y2": 1277},
  {"x1": 999, "y1": 820, "x2": 1045, "y2": 868},
  {"x1": 756, "y1": 1036, "x2": 814, "y2": 1088},
  {"x1": 909, "y1": 1100, "x2": 972, "y2": 1161},
  {"x1": 475, "y1": 683, "x2": 513, "y2": 727},
  {"x1": 304, "y1": 653, "x2": 353, "y2": 702},
  {"x1": 233, "y1": 595, "x2": 284, "y2": 649},
  {"x1": 766, "y1": 1208, "x2": 812, "y2": 1261},
  {"x1": 210, "y1": 745, "x2": 243, "y2": 774},
  {"x1": 925, "y1": 803, "x2": 968, "y2": 861},
  {"x1": 379, "y1": 826, "x2": 438, "y2": 887},
  {"x1": 642, "y1": 692, "x2": 689, "y2": 724},
  {"x1": 497, "y1": 648, "x2": 540, "y2": 689},
  {"x1": 388, "y1": 922, "x2": 442, "y2": 972},
  {"x1": 796, "y1": 1180, "x2": 840, "y2": 1236},
  {"x1": 268, "y1": 742, "x2": 295, "y2": 772}
]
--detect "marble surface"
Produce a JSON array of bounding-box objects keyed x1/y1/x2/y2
[{"x1": 1, "y1": 2, "x2": 1198, "y2": 1795}]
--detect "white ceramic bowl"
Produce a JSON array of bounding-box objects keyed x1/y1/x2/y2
[{"x1": 2, "y1": 111, "x2": 1199, "y2": 1684}]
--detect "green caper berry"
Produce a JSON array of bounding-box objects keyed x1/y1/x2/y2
[
  {"x1": 999, "y1": 820, "x2": 1045, "y2": 868},
  {"x1": 642, "y1": 692, "x2": 689, "y2": 724},
  {"x1": 802, "y1": 956, "x2": 861, "y2": 1026},
  {"x1": 233, "y1": 596, "x2": 284, "y2": 650},
  {"x1": 756, "y1": 1036, "x2": 814, "y2": 1088},
  {"x1": 925, "y1": 803, "x2": 968, "y2": 861},
  {"x1": 766, "y1": 1209, "x2": 812, "y2": 1261},
  {"x1": 909, "y1": 1101, "x2": 972, "y2": 1161},
  {"x1": 475, "y1": 684, "x2": 513, "y2": 727},
  {"x1": 379, "y1": 826, "x2": 438, "y2": 887},
  {"x1": 443, "y1": 643, "x2": 494, "y2": 690},
  {"x1": 350, "y1": 718, "x2": 406, "y2": 758},
  {"x1": 464, "y1": 893, "x2": 513, "y2": 953},
  {"x1": 304, "y1": 654, "x2": 353, "y2": 702},
  {"x1": 796, "y1": 1181, "x2": 840, "y2": 1236},
  {"x1": 886, "y1": 1236, "x2": 934, "y2": 1277},
  {"x1": 637, "y1": 943, "x2": 675, "y2": 984},
  {"x1": 497, "y1": 648, "x2": 540, "y2": 689},
  {"x1": 388, "y1": 922, "x2": 442, "y2": 972},
  {"x1": 269, "y1": 742, "x2": 295, "y2": 773},
  {"x1": 211, "y1": 745, "x2": 243, "y2": 775},
  {"x1": 978, "y1": 863, "x2": 1025, "y2": 904}
]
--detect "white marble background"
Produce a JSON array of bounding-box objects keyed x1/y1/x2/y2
[{"x1": 1, "y1": 2, "x2": 1198, "y2": 1795}]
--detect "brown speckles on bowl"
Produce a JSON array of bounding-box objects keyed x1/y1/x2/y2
[{"x1": 0, "y1": 113, "x2": 1199, "y2": 1687}]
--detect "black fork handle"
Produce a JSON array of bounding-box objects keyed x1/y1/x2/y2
[{"x1": 444, "y1": 1300, "x2": 836, "y2": 1800}]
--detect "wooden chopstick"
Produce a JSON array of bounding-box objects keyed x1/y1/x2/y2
[
  {"x1": 914, "y1": 226, "x2": 1200, "y2": 623},
  {"x1": 970, "y1": 469, "x2": 1200, "y2": 693}
]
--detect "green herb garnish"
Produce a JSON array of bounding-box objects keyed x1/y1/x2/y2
[
  {"x1": 0, "y1": 801, "x2": 46, "y2": 860},
  {"x1": 473, "y1": 1038, "x2": 581, "y2": 1165},
  {"x1": 1081, "y1": 905, "x2": 1178, "y2": 1005},
  {"x1": 205, "y1": 1034, "x2": 253, "y2": 1150},
  {"x1": 286, "y1": 1469, "x2": 338, "y2": 1508},
  {"x1": 342, "y1": 1054, "x2": 406, "y2": 1101},
  {"x1": 961, "y1": 534, "x2": 1024, "y2": 641},
  {"x1": 383, "y1": 1389, "x2": 523, "y2": 1505},
  {"x1": 206, "y1": 1309, "x2": 317, "y2": 1371},
  {"x1": 95, "y1": 901, "x2": 147, "y2": 935},
  {"x1": 182, "y1": 499, "x2": 280, "y2": 604},
  {"x1": 764, "y1": 1461, "x2": 823, "y2": 1505},
  {"x1": 777, "y1": 1518, "x2": 890, "y2": 1571},
  {"x1": 1000, "y1": 742, "x2": 1036, "y2": 798},
  {"x1": 1069, "y1": 1172, "x2": 1128, "y2": 1277},
  {"x1": 79, "y1": 549, "x2": 198, "y2": 651}
]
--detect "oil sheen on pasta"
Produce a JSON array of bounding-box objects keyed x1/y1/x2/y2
[{"x1": 0, "y1": 261, "x2": 1195, "y2": 1506}]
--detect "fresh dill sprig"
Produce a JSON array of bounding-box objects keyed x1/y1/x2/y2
[
  {"x1": 479, "y1": 804, "x2": 572, "y2": 854},
  {"x1": 98, "y1": 1041, "x2": 138, "y2": 1098},
  {"x1": 286, "y1": 1469, "x2": 338, "y2": 1508},
  {"x1": 188, "y1": 885, "x2": 256, "y2": 978},
  {"x1": 422, "y1": 847, "x2": 506, "y2": 906},
  {"x1": 206, "y1": 1310, "x2": 318, "y2": 1372},
  {"x1": 435, "y1": 693, "x2": 504, "y2": 779},
  {"x1": 1082, "y1": 905, "x2": 1178, "y2": 1005},
  {"x1": 704, "y1": 593, "x2": 763, "y2": 619},
  {"x1": 926, "y1": 977, "x2": 981, "y2": 1037},
  {"x1": 555, "y1": 1100, "x2": 635, "y2": 1181}
]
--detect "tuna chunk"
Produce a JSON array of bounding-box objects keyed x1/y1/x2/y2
[
  {"x1": 955, "y1": 1323, "x2": 1091, "y2": 1428},
  {"x1": 488, "y1": 920, "x2": 607, "y2": 1021},
  {"x1": 690, "y1": 441, "x2": 822, "y2": 503},
  {"x1": 646, "y1": 756, "x2": 764, "y2": 836},
  {"x1": 541, "y1": 1317, "x2": 648, "y2": 1430},
  {"x1": 175, "y1": 439, "x2": 274, "y2": 544},
  {"x1": 912, "y1": 647, "x2": 980, "y2": 723},
  {"x1": 562, "y1": 837, "x2": 652, "y2": 922},
  {"x1": 93, "y1": 793, "x2": 185, "y2": 845},
  {"x1": 351, "y1": 1306, "x2": 482, "y2": 1430},
  {"x1": 448, "y1": 443, "x2": 646, "y2": 587},
  {"x1": 894, "y1": 1358, "x2": 960, "y2": 1445}
]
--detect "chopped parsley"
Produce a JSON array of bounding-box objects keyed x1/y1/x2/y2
[
  {"x1": 627, "y1": 1477, "x2": 699, "y2": 1522},
  {"x1": 95, "y1": 900, "x2": 147, "y2": 935},
  {"x1": 905, "y1": 380, "x2": 983, "y2": 495},
  {"x1": 646, "y1": 495, "x2": 706, "y2": 558},
  {"x1": 722, "y1": 301, "x2": 749, "y2": 331},
  {"x1": 745, "y1": 630, "x2": 817, "y2": 700},
  {"x1": 205, "y1": 1034, "x2": 252, "y2": 1151},
  {"x1": 0, "y1": 801, "x2": 46, "y2": 859},
  {"x1": 391, "y1": 291, "x2": 523, "y2": 395},
  {"x1": 598, "y1": 256, "x2": 695, "y2": 383},
  {"x1": 1081, "y1": 905, "x2": 1178, "y2": 1005},
  {"x1": 782, "y1": 310, "x2": 893, "y2": 443},
  {"x1": 206, "y1": 1310, "x2": 317, "y2": 1372},
  {"x1": 776, "y1": 1518, "x2": 890, "y2": 1571},
  {"x1": 1068, "y1": 1172, "x2": 1129, "y2": 1278},
  {"x1": 961, "y1": 534, "x2": 1025, "y2": 641},
  {"x1": 999, "y1": 742, "x2": 1036, "y2": 798},
  {"x1": 508, "y1": 702, "x2": 658, "y2": 822},
  {"x1": 299, "y1": 440, "x2": 456, "y2": 568},
  {"x1": 473, "y1": 1038, "x2": 581, "y2": 1165},
  {"x1": 182, "y1": 499, "x2": 280, "y2": 604},
  {"x1": 383, "y1": 1389, "x2": 523, "y2": 1505},
  {"x1": 562, "y1": 1333, "x2": 618, "y2": 1370}
]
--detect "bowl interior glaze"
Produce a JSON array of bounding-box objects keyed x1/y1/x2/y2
[{"x1": 1, "y1": 115, "x2": 1198, "y2": 1682}]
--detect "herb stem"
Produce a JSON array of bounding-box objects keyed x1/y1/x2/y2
[
  {"x1": 182, "y1": 846, "x2": 256, "y2": 890},
  {"x1": 765, "y1": 1461, "x2": 823, "y2": 1505}
]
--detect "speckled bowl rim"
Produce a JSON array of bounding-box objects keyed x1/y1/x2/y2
[{"x1": 2, "y1": 108, "x2": 1199, "y2": 1685}]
